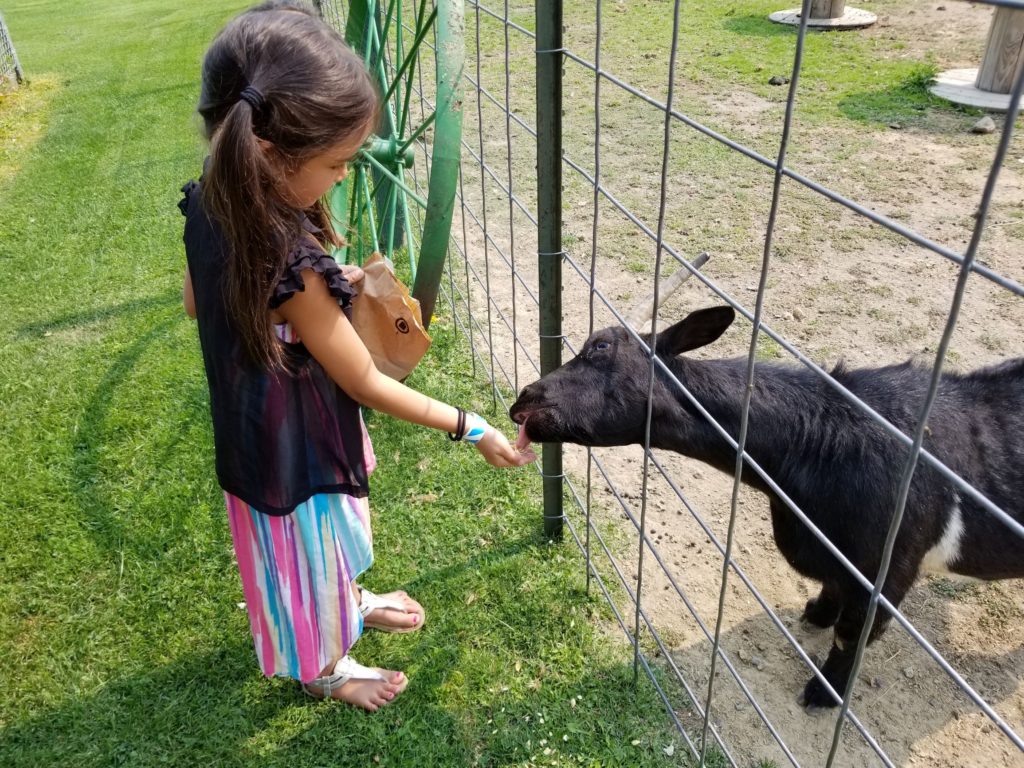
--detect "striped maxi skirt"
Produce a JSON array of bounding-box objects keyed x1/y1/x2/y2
[
  {"x1": 223, "y1": 434, "x2": 378, "y2": 684},
  {"x1": 222, "y1": 415, "x2": 378, "y2": 684}
]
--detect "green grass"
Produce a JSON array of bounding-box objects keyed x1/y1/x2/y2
[
  {"x1": 0, "y1": 1, "x2": 687, "y2": 766},
  {"x1": 555, "y1": 0, "x2": 985, "y2": 129}
]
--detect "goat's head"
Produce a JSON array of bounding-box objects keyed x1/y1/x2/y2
[{"x1": 510, "y1": 306, "x2": 735, "y2": 451}]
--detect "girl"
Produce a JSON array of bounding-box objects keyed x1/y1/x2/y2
[{"x1": 180, "y1": 1, "x2": 535, "y2": 712}]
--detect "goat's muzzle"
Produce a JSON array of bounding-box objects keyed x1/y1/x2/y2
[
  {"x1": 509, "y1": 384, "x2": 554, "y2": 450},
  {"x1": 508, "y1": 401, "x2": 546, "y2": 426}
]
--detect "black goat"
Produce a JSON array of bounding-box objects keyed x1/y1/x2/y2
[{"x1": 510, "y1": 306, "x2": 1024, "y2": 708}]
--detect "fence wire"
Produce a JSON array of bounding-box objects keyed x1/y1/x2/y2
[
  {"x1": 0, "y1": 12, "x2": 23, "y2": 85},
  {"x1": 321, "y1": 1, "x2": 1024, "y2": 765}
]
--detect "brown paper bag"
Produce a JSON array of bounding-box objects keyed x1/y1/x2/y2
[{"x1": 349, "y1": 252, "x2": 431, "y2": 380}]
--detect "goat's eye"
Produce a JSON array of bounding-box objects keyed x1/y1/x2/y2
[{"x1": 594, "y1": 341, "x2": 611, "y2": 351}]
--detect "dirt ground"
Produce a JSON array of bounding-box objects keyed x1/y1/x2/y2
[{"x1": 431, "y1": 1, "x2": 1024, "y2": 765}]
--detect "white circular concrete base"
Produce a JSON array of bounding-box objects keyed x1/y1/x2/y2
[
  {"x1": 928, "y1": 68, "x2": 1013, "y2": 112},
  {"x1": 768, "y1": 8, "x2": 877, "y2": 29}
]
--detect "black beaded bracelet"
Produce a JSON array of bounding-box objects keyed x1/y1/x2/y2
[{"x1": 447, "y1": 406, "x2": 466, "y2": 441}]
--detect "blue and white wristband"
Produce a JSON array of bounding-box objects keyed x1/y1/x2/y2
[{"x1": 462, "y1": 412, "x2": 489, "y2": 444}]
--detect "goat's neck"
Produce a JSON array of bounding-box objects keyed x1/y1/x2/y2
[{"x1": 656, "y1": 357, "x2": 805, "y2": 485}]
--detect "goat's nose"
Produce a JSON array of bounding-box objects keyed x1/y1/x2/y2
[
  {"x1": 509, "y1": 397, "x2": 532, "y2": 423},
  {"x1": 510, "y1": 383, "x2": 543, "y2": 422}
]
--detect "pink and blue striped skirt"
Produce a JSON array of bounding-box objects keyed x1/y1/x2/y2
[
  {"x1": 224, "y1": 414, "x2": 378, "y2": 683},
  {"x1": 224, "y1": 491, "x2": 372, "y2": 683}
]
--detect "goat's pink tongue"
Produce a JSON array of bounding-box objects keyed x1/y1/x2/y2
[{"x1": 515, "y1": 423, "x2": 532, "y2": 452}]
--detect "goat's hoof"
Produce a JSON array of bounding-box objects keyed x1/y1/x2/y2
[
  {"x1": 800, "y1": 677, "x2": 841, "y2": 710},
  {"x1": 801, "y1": 598, "x2": 839, "y2": 629}
]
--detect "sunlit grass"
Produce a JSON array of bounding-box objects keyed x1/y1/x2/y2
[{"x1": 0, "y1": 75, "x2": 58, "y2": 184}]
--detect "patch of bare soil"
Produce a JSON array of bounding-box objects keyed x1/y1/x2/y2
[{"x1": 447, "y1": 2, "x2": 1023, "y2": 765}]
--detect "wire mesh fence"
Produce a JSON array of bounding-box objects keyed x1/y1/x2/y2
[
  {"x1": 322, "y1": 1, "x2": 1024, "y2": 764},
  {"x1": 0, "y1": 11, "x2": 24, "y2": 85}
]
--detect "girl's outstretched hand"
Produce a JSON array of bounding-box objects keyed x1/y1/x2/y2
[{"x1": 476, "y1": 427, "x2": 537, "y2": 467}]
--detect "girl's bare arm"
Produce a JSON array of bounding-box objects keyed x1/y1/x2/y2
[{"x1": 278, "y1": 269, "x2": 534, "y2": 468}]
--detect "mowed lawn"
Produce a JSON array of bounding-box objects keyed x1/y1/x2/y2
[{"x1": 0, "y1": 1, "x2": 681, "y2": 766}]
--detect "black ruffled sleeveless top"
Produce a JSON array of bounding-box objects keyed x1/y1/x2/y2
[{"x1": 180, "y1": 179, "x2": 369, "y2": 515}]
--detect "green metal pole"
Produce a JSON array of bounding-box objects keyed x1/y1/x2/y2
[
  {"x1": 343, "y1": 1, "x2": 406, "y2": 254},
  {"x1": 411, "y1": 0, "x2": 464, "y2": 327},
  {"x1": 325, "y1": 0, "x2": 373, "y2": 263},
  {"x1": 536, "y1": 0, "x2": 563, "y2": 539},
  {"x1": 344, "y1": 0, "x2": 369, "y2": 52}
]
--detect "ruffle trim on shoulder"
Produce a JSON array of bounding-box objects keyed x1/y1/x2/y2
[
  {"x1": 178, "y1": 180, "x2": 198, "y2": 217},
  {"x1": 270, "y1": 239, "x2": 356, "y2": 310}
]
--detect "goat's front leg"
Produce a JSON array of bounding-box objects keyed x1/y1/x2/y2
[
  {"x1": 799, "y1": 578, "x2": 908, "y2": 709},
  {"x1": 801, "y1": 581, "x2": 843, "y2": 629},
  {"x1": 800, "y1": 608, "x2": 878, "y2": 708}
]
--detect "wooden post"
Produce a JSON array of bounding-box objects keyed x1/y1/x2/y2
[
  {"x1": 810, "y1": 0, "x2": 846, "y2": 19},
  {"x1": 975, "y1": 7, "x2": 1024, "y2": 94},
  {"x1": 768, "y1": 0, "x2": 874, "y2": 30}
]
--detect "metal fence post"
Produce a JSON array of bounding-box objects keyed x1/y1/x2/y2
[{"x1": 536, "y1": 0, "x2": 563, "y2": 538}]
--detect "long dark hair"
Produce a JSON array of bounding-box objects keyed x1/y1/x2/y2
[{"x1": 197, "y1": 1, "x2": 378, "y2": 369}]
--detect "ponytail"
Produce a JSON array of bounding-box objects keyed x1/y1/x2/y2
[{"x1": 204, "y1": 95, "x2": 289, "y2": 370}]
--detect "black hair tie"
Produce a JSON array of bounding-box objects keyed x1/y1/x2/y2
[{"x1": 238, "y1": 85, "x2": 267, "y2": 115}]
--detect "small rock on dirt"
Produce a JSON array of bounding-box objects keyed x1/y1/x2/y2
[
  {"x1": 768, "y1": 75, "x2": 789, "y2": 86},
  {"x1": 902, "y1": 665, "x2": 916, "y2": 679},
  {"x1": 971, "y1": 116, "x2": 996, "y2": 134},
  {"x1": 792, "y1": 308, "x2": 805, "y2": 321}
]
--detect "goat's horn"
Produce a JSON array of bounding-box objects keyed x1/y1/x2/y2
[{"x1": 624, "y1": 251, "x2": 710, "y2": 331}]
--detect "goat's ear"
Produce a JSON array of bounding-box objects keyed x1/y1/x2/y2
[{"x1": 656, "y1": 306, "x2": 736, "y2": 356}]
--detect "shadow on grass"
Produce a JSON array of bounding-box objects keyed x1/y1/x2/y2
[
  {"x1": 66, "y1": 305, "x2": 213, "y2": 559},
  {"x1": 15, "y1": 290, "x2": 181, "y2": 340},
  {"x1": 1, "y1": 639, "x2": 275, "y2": 767},
  {"x1": 0, "y1": 635, "x2": 466, "y2": 767},
  {"x1": 838, "y1": 69, "x2": 984, "y2": 129},
  {"x1": 722, "y1": 14, "x2": 801, "y2": 39},
  {"x1": 0, "y1": 637, "x2": 681, "y2": 767}
]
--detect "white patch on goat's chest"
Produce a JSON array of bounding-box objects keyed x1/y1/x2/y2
[{"x1": 920, "y1": 498, "x2": 965, "y2": 575}]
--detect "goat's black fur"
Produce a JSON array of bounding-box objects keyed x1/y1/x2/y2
[{"x1": 510, "y1": 306, "x2": 1024, "y2": 708}]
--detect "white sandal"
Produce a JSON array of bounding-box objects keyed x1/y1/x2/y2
[
  {"x1": 301, "y1": 655, "x2": 386, "y2": 699},
  {"x1": 358, "y1": 587, "x2": 424, "y2": 633}
]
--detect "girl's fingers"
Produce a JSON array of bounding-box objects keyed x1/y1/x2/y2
[
  {"x1": 340, "y1": 264, "x2": 364, "y2": 283},
  {"x1": 476, "y1": 429, "x2": 537, "y2": 466},
  {"x1": 517, "y1": 448, "x2": 537, "y2": 464},
  {"x1": 500, "y1": 441, "x2": 536, "y2": 466}
]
